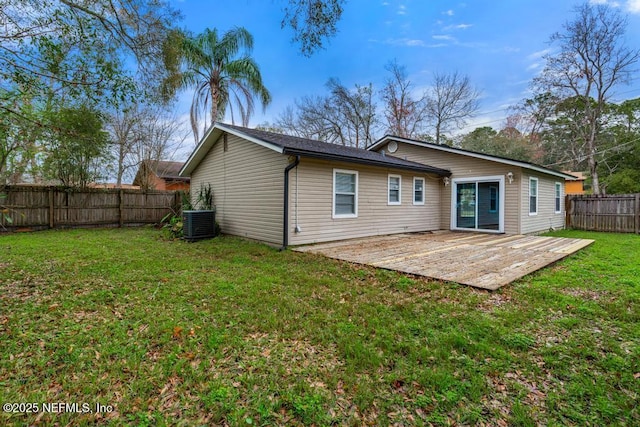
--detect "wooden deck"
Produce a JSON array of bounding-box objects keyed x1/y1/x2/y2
[{"x1": 294, "y1": 231, "x2": 594, "y2": 290}]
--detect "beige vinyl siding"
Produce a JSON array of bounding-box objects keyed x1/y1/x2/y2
[
  {"x1": 288, "y1": 158, "x2": 441, "y2": 245},
  {"x1": 190, "y1": 133, "x2": 288, "y2": 245},
  {"x1": 383, "y1": 142, "x2": 522, "y2": 234},
  {"x1": 520, "y1": 173, "x2": 565, "y2": 234}
]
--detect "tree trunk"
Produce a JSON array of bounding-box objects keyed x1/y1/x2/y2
[
  {"x1": 589, "y1": 154, "x2": 600, "y2": 195},
  {"x1": 587, "y1": 112, "x2": 601, "y2": 195},
  {"x1": 211, "y1": 85, "x2": 219, "y2": 126},
  {"x1": 116, "y1": 143, "x2": 125, "y2": 188}
]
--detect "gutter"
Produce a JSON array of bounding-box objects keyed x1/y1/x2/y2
[
  {"x1": 281, "y1": 155, "x2": 300, "y2": 251},
  {"x1": 282, "y1": 148, "x2": 450, "y2": 176}
]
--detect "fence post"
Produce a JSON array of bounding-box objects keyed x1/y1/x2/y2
[
  {"x1": 119, "y1": 189, "x2": 124, "y2": 228},
  {"x1": 634, "y1": 193, "x2": 640, "y2": 234},
  {"x1": 565, "y1": 195, "x2": 572, "y2": 229},
  {"x1": 49, "y1": 188, "x2": 55, "y2": 229}
]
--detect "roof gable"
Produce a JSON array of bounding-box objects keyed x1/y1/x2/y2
[
  {"x1": 133, "y1": 160, "x2": 190, "y2": 187},
  {"x1": 180, "y1": 123, "x2": 451, "y2": 177},
  {"x1": 369, "y1": 135, "x2": 578, "y2": 180}
]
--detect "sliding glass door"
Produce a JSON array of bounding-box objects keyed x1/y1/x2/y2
[{"x1": 453, "y1": 177, "x2": 504, "y2": 232}]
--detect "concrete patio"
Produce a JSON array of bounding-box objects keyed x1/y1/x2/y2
[{"x1": 294, "y1": 231, "x2": 594, "y2": 290}]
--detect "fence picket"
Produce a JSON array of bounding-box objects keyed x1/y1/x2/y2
[
  {"x1": 1, "y1": 185, "x2": 181, "y2": 231},
  {"x1": 566, "y1": 194, "x2": 639, "y2": 234}
]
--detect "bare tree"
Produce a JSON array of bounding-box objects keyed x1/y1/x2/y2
[
  {"x1": 380, "y1": 60, "x2": 429, "y2": 138},
  {"x1": 277, "y1": 78, "x2": 378, "y2": 148},
  {"x1": 327, "y1": 78, "x2": 377, "y2": 148},
  {"x1": 291, "y1": 95, "x2": 347, "y2": 143},
  {"x1": 533, "y1": 2, "x2": 640, "y2": 194},
  {"x1": 426, "y1": 71, "x2": 480, "y2": 145},
  {"x1": 107, "y1": 104, "x2": 187, "y2": 187},
  {"x1": 107, "y1": 105, "x2": 146, "y2": 187}
]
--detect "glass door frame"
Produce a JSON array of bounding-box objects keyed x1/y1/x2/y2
[{"x1": 450, "y1": 175, "x2": 505, "y2": 233}]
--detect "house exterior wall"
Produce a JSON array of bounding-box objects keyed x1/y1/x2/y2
[
  {"x1": 190, "y1": 133, "x2": 288, "y2": 245},
  {"x1": 379, "y1": 142, "x2": 522, "y2": 234},
  {"x1": 149, "y1": 174, "x2": 166, "y2": 190},
  {"x1": 287, "y1": 158, "x2": 441, "y2": 245},
  {"x1": 520, "y1": 172, "x2": 565, "y2": 234},
  {"x1": 163, "y1": 180, "x2": 190, "y2": 191},
  {"x1": 565, "y1": 179, "x2": 585, "y2": 195},
  {"x1": 133, "y1": 165, "x2": 165, "y2": 190}
]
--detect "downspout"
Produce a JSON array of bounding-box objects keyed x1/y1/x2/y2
[{"x1": 281, "y1": 155, "x2": 300, "y2": 251}]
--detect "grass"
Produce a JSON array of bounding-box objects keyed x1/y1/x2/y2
[{"x1": 0, "y1": 227, "x2": 638, "y2": 426}]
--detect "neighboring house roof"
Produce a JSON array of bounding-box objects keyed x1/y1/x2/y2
[
  {"x1": 370, "y1": 135, "x2": 578, "y2": 181},
  {"x1": 154, "y1": 161, "x2": 190, "y2": 182},
  {"x1": 180, "y1": 123, "x2": 452, "y2": 177},
  {"x1": 134, "y1": 160, "x2": 190, "y2": 186},
  {"x1": 562, "y1": 171, "x2": 587, "y2": 181}
]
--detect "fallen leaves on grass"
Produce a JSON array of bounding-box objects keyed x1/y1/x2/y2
[{"x1": 172, "y1": 326, "x2": 183, "y2": 339}]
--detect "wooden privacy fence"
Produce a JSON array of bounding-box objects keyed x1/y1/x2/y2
[
  {"x1": 1, "y1": 185, "x2": 181, "y2": 231},
  {"x1": 566, "y1": 193, "x2": 640, "y2": 234}
]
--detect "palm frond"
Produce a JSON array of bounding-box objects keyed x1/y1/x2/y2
[{"x1": 178, "y1": 26, "x2": 270, "y2": 137}]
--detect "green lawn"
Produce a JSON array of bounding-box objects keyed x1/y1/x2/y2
[{"x1": 0, "y1": 228, "x2": 638, "y2": 426}]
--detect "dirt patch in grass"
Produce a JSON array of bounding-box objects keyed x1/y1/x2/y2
[{"x1": 559, "y1": 287, "x2": 612, "y2": 301}]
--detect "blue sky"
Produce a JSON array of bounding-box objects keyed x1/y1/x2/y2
[{"x1": 170, "y1": 0, "x2": 640, "y2": 138}]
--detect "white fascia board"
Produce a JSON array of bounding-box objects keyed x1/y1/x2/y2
[
  {"x1": 179, "y1": 123, "x2": 284, "y2": 177},
  {"x1": 215, "y1": 123, "x2": 285, "y2": 154}
]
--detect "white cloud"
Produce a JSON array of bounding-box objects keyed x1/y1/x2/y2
[
  {"x1": 588, "y1": 0, "x2": 622, "y2": 7},
  {"x1": 627, "y1": 0, "x2": 640, "y2": 13},
  {"x1": 432, "y1": 34, "x2": 455, "y2": 41},
  {"x1": 527, "y1": 49, "x2": 551, "y2": 60},
  {"x1": 443, "y1": 23, "x2": 473, "y2": 31},
  {"x1": 384, "y1": 38, "x2": 425, "y2": 47},
  {"x1": 527, "y1": 62, "x2": 542, "y2": 71},
  {"x1": 398, "y1": 4, "x2": 407, "y2": 15},
  {"x1": 587, "y1": 0, "x2": 640, "y2": 12},
  {"x1": 381, "y1": 38, "x2": 448, "y2": 48},
  {"x1": 405, "y1": 39, "x2": 425, "y2": 47},
  {"x1": 444, "y1": 9, "x2": 454, "y2": 16}
]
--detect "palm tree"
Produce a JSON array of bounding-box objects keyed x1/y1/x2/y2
[{"x1": 176, "y1": 27, "x2": 271, "y2": 141}]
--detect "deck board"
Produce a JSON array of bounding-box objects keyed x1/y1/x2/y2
[{"x1": 294, "y1": 232, "x2": 594, "y2": 290}]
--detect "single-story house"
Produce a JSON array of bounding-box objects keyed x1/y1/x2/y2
[
  {"x1": 133, "y1": 160, "x2": 191, "y2": 191},
  {"x1": 180, "y1": 123, "x2": 576, "y2": 247}
]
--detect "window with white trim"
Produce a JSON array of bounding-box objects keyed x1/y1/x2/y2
[
  {"x1": 529, "y1": 177, "x2": 538, "y2": 215},
  {"x1": 555, "y1": 182, "x2": 562, "y2": 213},
  {"x1": 388, "y1": 174, "x2": 401, "y2": 205},
  {"x1": 333, "y1": 169, "x2": 358, "y2": 218},
  {"x1": 413, "y1": 177, "x2": 425, "y2": 205}
]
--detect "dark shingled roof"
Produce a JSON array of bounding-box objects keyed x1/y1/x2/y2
[
  {"x1": 220, "y1": 124, "x2": 451, "y2": 176},
  {"x1": 154, "y1": 160, "x2": 187, "y2": 180}
]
